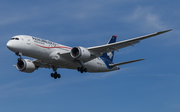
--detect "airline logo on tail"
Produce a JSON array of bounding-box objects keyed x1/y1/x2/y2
[{"x1": 107, "y1": 52, "x2": 113, "y2": 59}]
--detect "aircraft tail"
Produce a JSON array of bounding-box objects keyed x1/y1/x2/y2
[{"x1": 100, "y1": 35, "x2": 117, "y2": 62}]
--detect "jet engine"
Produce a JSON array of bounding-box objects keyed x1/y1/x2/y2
[
  {"x1": 70, "y1": 46, "x2": 91, "y2": 60},
  {"x1": 16, "y1": 59, "x2": 36, "y2": 73}
]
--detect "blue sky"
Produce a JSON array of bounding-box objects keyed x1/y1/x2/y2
[{"x1": 1, "y1": 0, "x2": 180, "y2": 112}]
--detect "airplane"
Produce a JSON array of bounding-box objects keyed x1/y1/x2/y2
[{"x1": 6, "y1": 29, "x2": 172, "y2": 79}]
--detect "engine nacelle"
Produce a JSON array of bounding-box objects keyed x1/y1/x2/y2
[
  {"x1": 16, "y1": 59, "x2": 36, "y2": 73},
  {"x1": 70, "y1": 46, "x2": 91, "y2": 60}
]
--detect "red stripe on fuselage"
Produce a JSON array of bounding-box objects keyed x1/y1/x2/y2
[{"x1": 36, "y1": 44, "x2": 71, "y2": 50}]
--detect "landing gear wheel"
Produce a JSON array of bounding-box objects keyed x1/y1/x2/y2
[
  {"x1": 80, "y1": 70, "x2": 84, "y2": 73},
  {"x1": 58, "y1": 74, "x2": 61, "y2": 78},
  {"x1": 84, "y1": 68, "x2": 87, "y2": 72},
  {"x1": 77, "y1": 66, "x2": 87, "y2": 73},
  {"x1": 54, "y1": 76, "x2": 57, "y2": 79},
  {"x1": 80, "y1": 66, "x2": 84, "y2": 73},
  {"x1": 77, "y1": 67, "x2": 81, "y2": 71},
  {"x1": 50, "y1": 74, "x2": 61, "y2": 79},
  {"x1": 51, "y1": 73, "x2": 54, "y2": 77},
  {"x1": 51, "y1": 67, "x2": 61, "y2": 79}
]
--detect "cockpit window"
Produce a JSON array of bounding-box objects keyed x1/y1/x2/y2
[{"x1": 11, "y1": 38, "x2": 19, "y2": 40}]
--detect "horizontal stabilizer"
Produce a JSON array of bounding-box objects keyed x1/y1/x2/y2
[{"x1": 109, "y1": 59, "x2": 145, "y2": 67}]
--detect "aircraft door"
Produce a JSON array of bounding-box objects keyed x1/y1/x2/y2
[{"x1": 27, "y1": 38, "x2": 31, "y2": 45}]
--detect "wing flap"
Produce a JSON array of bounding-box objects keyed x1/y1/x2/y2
[{"x1": 109, "y1": 59, "x2": 145, "y2": 67}]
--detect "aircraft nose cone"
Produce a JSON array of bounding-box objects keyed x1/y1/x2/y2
[{"x1": 6, "y1": 41, "x2": 13, "y2": 50}]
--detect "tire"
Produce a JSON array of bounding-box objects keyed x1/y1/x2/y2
[
  {"x1": 84, "y1": 68, "x2": 87, "y2": 72},
  {"x1": 77, "y1": 67, "x2": 81, "y2": 71},
  {"x1": 51, "y1": 73, "x2": 54, "y2": 77},
  {"x1": 80, "y1": 70, "x2": 84, "y2": 73},
  {"x1": 58, "y1": 74, "x2": 61, "y2": 78}
]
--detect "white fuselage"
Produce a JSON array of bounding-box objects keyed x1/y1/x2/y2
[{"x1": 7, "y1": 35, "x2": 119, "y2": 73}]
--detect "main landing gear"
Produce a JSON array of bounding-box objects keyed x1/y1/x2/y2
[
  {"x1": 77, "y1": 66, "x2": 87, "y2": 73},
  {"x1": 51, "y1": 67, "x2": 61, "y2": 79}
]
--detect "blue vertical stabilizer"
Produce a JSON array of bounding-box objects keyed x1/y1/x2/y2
[
  {"x1": 100, "y1": 35, "x2": 117, "y2": 69},
  {"x1": 100, "y1": 35, "x2": 117, "y2": 62}
]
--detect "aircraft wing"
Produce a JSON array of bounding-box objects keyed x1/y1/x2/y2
[
  {"x1": 59, "y1": 29, "x2": 172, "y2": 63},
  {"x1": 87, "y1": 29, "x2": 172, "y2": 56}
]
